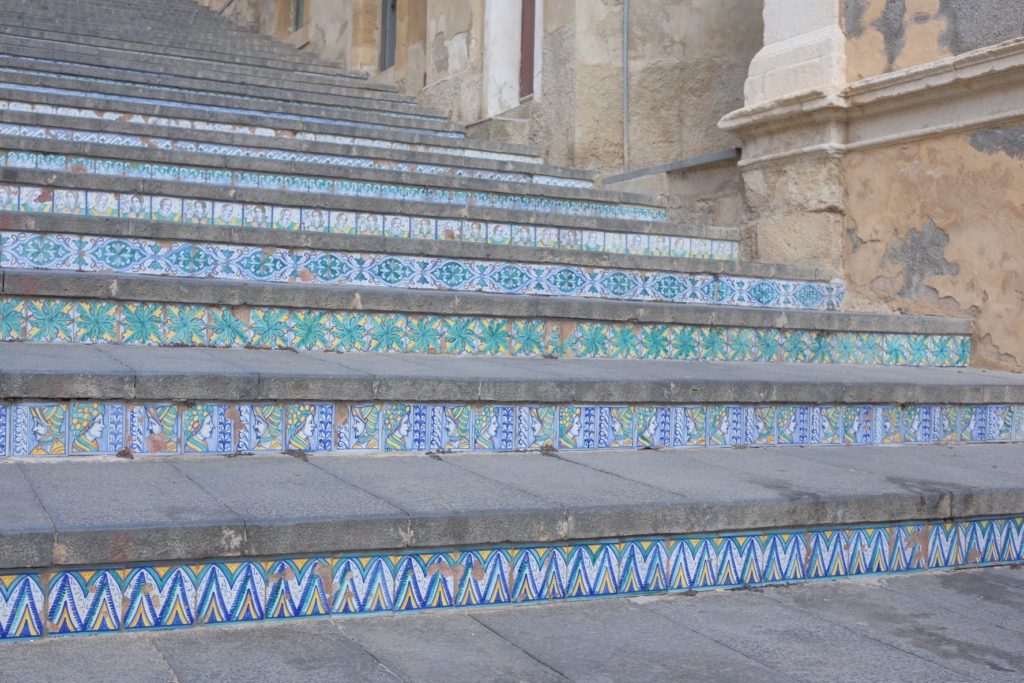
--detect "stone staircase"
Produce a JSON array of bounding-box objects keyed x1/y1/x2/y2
[{"x1": 2, "y1": 0, "x2": 1024, "y2": 644}]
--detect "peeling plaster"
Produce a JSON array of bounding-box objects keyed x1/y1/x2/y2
[
  {"x1": 874, "y1": 0, "x2": 907, "y2": 69},
  {"x1": 968, "y1": 125, "x2": 1024, "y2": 160},
  {"x1": 883, "y1": 219, "x2": 959, "y2": 299}
]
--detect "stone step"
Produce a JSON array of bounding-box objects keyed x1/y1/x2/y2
[
  {"x1": 0, "y1": 141, "x2": 656, "y2": 225},
  {"x1": 0, "y1": 50, "x2": 437, "y2": 118},
  {"x1": 0, "y1": 33, "x2": 413, "y2": 102},
  {"x1": 0, "y1": 82, "x2": 541, "y2": 164},
  {"x1": 0, "y1": 63, "x2": 463, "y2": 137},
  {"x1": 0, "y1": 269, "x2": 971, "y2": 367},
  {"x1": 0, "y1": 111, "x2": 592, "y2": 189},
  {"x1": 0, "y1": 343, "x2": 1022, "y2": 458},
  {"x1": 0, "y1": 23, "x2": 384, "y2": 86},
  {"x1": 0, "y1": 172, "x2": 700, "y2": 262},
  {"x1": 0, "y1": 214, "x2": 812, "y2": 310},
  {"x1": 1, "y1": 444, "x2": 1024, "y2": 640},
  {"x1": 0, "y1": 4, "x2": 355, "y2": 73}
]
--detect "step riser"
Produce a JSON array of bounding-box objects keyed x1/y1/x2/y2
[
  {"x1": 3, "y1": 513, "x2": 1022, "y2": 639},
  {"x1": 0, "y1": 23, "x2": 382, "y2": 81},
  {"x1": 0, "y1": 150, "x2": 659, "y2": 223},
  {"x1": 0, "y1": 230, "x2": 822, "y2": 310},
  {"x1": 0, "y1": 25, "x2": 377, "y2": 81},
  {"x1": 0, "y1": 67, "x2": 462, "y2": 136},
  {"x1": 0, "y1": 295, "x2": 970, "y2": 367},
  {"x1": 0, "y1": 52, "x2": 426, "y2": 112},
  {"x1": 0, "y1": 39, "x2": 412, "y2": 101},
  {"x1": 0, "y1": 93, "x2": 542, "y2": 164},
  {"x1": 0, "y1": 121, "x2": 592, "y2": 188},
  {"x1": 0, "y1": 400, "x2": 1016, "y2": 457}
]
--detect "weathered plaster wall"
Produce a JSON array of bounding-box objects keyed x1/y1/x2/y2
[
  {"x1": 844, "y1": 126, "x2": 1024, "y2": 370},
  {"x1": 843, "y1": 0, "x2": 1024, "y2": 80}
]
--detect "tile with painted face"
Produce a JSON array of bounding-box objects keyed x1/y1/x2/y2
[
  {"x1": 183, "y1": 198, "x2": 212, "y2": 225},
  {"x1": 244, "y1": 204, "x2": 273, "y2": 229},
  {"x1": 410, "y1": 217, "x2": 436, "y2": 240},
  {"x1": 473, "y1": 406, "x2": 515, "y2": 451},
  {"x1": 384, "y1": 215, "x2": 411, "y2": 239},
  {"x1": 11, "y1": 403, "x2": 67, "y2": 456},
  {"x1": 235, "y1": 404, "x2": 283, "y2": 452},
  {"x1": 463, "y1": 222, "x2": 487, "y2": 243},
  {"x1": 274, "y1": 206, "x2": 301, "y2": 231},
  {"x1": 19, "y1": 186, "x2": 52, "y2": 213},
  {"x1": 129, "y1": 404, "x2": 180, "y2": 455},
  {"x1": 516, "y1": 406, "x2": 555, "y2": 451},
  {"x1": 430, "y1": 405, "x2": 472, "y2": 451},
  {"x1": 152, "y1": 196, "x2": 183, "y2": 223},
  {"x1": 69, "y1": 402, "x2": 126, "y2": 455},
  {"x1": 214, "y1": 202, "x2": 244, "y2": 227},
  {"x1": 302, "y1": 208, "x2": 329, "y2": 233},
  {"x1": 0, "y1": 183, "x2": 19, "y2": 211},
  {"x1": 284, "y1": 404, "x2": 333, "y2": 452},
  {"x1": 53, "y1": 189, "x2": 87, "y2": 216},
  {"x1": 346, "y1": 404, "x2": 381, "y2": 450},
  {"x1": 330, "y1": 210, "x2": 358, "y2": 234},
  {"x1": 183, "y1": 404, "x2": 233, "y2": 454}
]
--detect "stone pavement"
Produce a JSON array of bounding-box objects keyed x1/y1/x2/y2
[{"x1": 5, "y1": 565, "x2": 1024, "y2": 682}]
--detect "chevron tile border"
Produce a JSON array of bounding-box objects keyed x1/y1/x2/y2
[
  {"x1": 0, "y1": 148, "x2": 663, "y2": 221},
  {"x1": 0, "y1": 95, "x2": 541, "y2": 165},
  {"x1": 0, "y1": 401, "x2": 1018, "y2": 457},
  {"x1": 2, "y1": 515, "x2": 1022, "y2": 640},
  {"x1": 0, "y1": 122, "x2": 592, "y2": 188},
  {"x1": 0, "y1": 181, "x2": 731, "y2": 261},
  {"x1": 0, "y1": 295, "x2": 969, "y2": 366},
  {"x1": 0, "y1": 231, "x2": 826, "y2": 309}
]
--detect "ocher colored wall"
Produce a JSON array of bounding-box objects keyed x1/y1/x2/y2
[
  {"x1": 842, "y1": 0, "x2": 1024, "y2": 80},
  {"x1": 844, "y1": 126, "x2": 1024, "y2": 370}
]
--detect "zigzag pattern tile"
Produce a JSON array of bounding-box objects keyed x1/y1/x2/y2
[
  {"x1": 0, "y1": 401, "x2": 1017, "y2": 457},
  {"x1": 0, "y1": 122, "x2": 592, "y2": 188},
  {"x1": 0, "y1": 96, "x2": 541, "y2": 165},
  {"x1": 0, "y1": 67, "x2": 464, "y2": 138},
  {"x1": 0, "y1": 231, "x2": 825, "y2": 309},
  {"x1": 0, "y1": 149, "x2": 664, "y2": 221},
  {"x1": 0, "y1": 515, "x2": 1019, "y2": 639},
  {"x1": 0, "y1": 180, "x2": 733, "y2": 260},
  {"x1": 0, "y1": 295, "x2": 970, "y2": 366}
]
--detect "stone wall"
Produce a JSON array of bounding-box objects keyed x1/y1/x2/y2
[{"x1": 201, "y1": 0, "x2": 762, "y2": 175}]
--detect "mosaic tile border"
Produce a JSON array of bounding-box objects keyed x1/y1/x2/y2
[
  {"x1": 0, "y1": 122, "x2": 591, "y2": 188},
  {"x1": 3, "y1": 515, "x2": 1022, "y2": 639},
  {"x1": 0, "y1": 66, "x2": 464, "y2": 138},
  {"x1": 0, "y1": 401, "x2": 1017, "y2": 457},
  {"x1": 0, "y1": 230, "x2": 824, "y2": 309},
  {"x1": 0, "y1": 296, "x2": 970, "y2": 367},
  {"x1": 0, "y1": 149, "x2": 665, "y2": 221},
  {"x1": 0, "y1": 95, "x2": 541, "y2": 165},
  {"x1": 0, "y1": 180, "x2": 729, "y2": 261}
]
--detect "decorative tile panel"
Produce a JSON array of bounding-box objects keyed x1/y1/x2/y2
[
  {"x1": 0, "y1": 149, "x2": 658, "y2": 221},
  {"x1": 0, "y1": 122, "x2": 592, "y2": 187},
  {"x1": 0, "y1": 231, "x2": 824, "y2": 309},
  {"x1": 0, "y1": 180, "x2": 731, "y2": 261},
  {"x1": 1, "y1": 400, "x2": 1019, "y2": 458},
  {"x1": 7, "y1": 515, "x2": 1022, "y2": 640}
]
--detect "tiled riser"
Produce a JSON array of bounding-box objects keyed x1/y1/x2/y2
[
  {"x1": 0, "y1": 123, "x2": 592, "y2": 187},
  {"x1": 0, "y1": 296, "x2": 970, "y2": 367},
  {"x1": 0, "y1": 232, "x2": 828, "y2": 310},
  {"x1": 0, "y1": 61, "x2": 440, "y2": 124},
  {"x1": 0, "y1": 182, "x2": 733, "y2": 261},
  {"x1": 0, "y1": 67, "x2": 463, "y2": 137},
  {"x1": 0, "y1": 150, "x2": 663, "y2": 221},
  {"x1": 0, "y1": 401, "x2": 1018, "y2": 457},
  {"x1": 3, "y1": 515, "x2": 1022, "y2": 639},
  {"x1": 0, "y1": 97, "x2": 540, "y2": 164}
]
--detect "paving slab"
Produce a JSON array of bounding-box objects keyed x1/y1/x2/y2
[
  {"x1": 338, "y1": 612, "x2": 566, "y2": 682},
  {"x1": 150, "y1": 619, "x2": 399, "y2": 682},
  {"x1": 644, "y1": 589, "x2": 966, "y2": 682},
  {"x1": 170, "y1": 456, "x2": 410, "y2": 555},
  {"x1": 473, "y1": 598, "x2": 789, "y2": 682},
  {"x1": 1, "y1": 632, "x2": 174, "y2": 683},
  {"x1": 18, "y1": 460, "x2": 245, "y2": 566},
  {"x1": 311, "y1": 455, "x2": 568, "y2": 549},
  {"x1": 0, "y1": 464, "x2": 55, "y2": 569},
  {"x1": 766, "y1": 574, "x2": 1024, "y2": 680}
]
